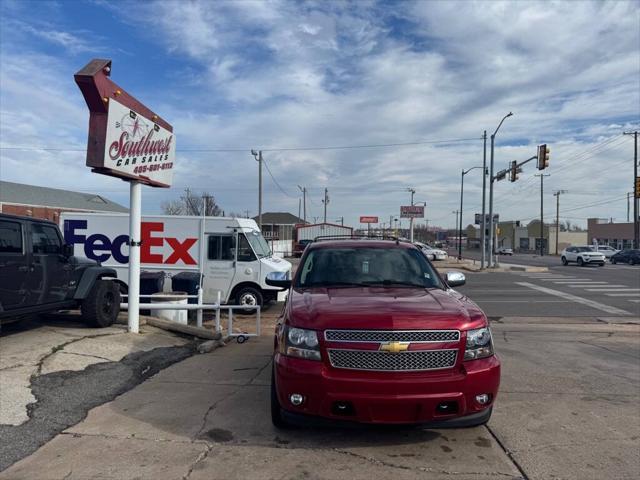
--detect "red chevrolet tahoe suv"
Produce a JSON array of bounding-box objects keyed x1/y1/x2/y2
[{"x1": 266, "y1": 239, "x2": 500, "y2": 428}]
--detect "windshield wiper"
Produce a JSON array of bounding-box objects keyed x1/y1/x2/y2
[
  {"x1": 302, "y1": 281, "x2": 368, "y2": 288},
  {"x1": 363, "y1": 280, "x2": 429, "y2": 288}
]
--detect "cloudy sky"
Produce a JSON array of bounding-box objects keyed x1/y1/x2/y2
[{"x1": 1, "y1": 0, "x2": 638, "y2": 229}]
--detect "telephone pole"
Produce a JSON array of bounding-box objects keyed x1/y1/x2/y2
[
  {"x1": 623, "y1": 131, "x2": 638, "y2": 248},
  {"x1": 553, "y1": 190, "x2": 567, "y2": 255},
  {"x1": 322, "y1": 188, "x2": 329, "y2": 223},
  {"x1": 297, "y1": 185, "x2": 307, "y2": 223},
  {"x1": 407, "y1": 187, "x2": 416, "y2": 242},
  {"x1": 535, "y1": 174, "x2": 550, "y2": 255},
  {"x1": 481, "y1": 130, "x2": 487, "y2": 269},
  {"x1": 452, "y1": 210, "x2": 459, "y2": 250},
  {"x1": 251, "y1": 150, "x2": 263, "y2": 230}
]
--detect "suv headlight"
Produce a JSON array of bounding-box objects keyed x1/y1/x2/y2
[
  {"x1": 464, "y1": 327, "x2": 494, "y2": 361},
  {"x1": 280, "y1": 326, "x2": 321, "y2": 361}
]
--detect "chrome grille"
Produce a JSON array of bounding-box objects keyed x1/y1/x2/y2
[
  {"x1": 324, "y1": 330, "x2": 460, "y2": 343},
  {"x1": 328, "y1": 349, "x2": 457, "y2": 372}
]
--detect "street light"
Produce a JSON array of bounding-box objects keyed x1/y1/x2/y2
[
  {"x1": 459, "y1": 166, "x2": 484, "y2": 260},
  {"x1": 488, "y1": 112, "x2": 513, "y2": 267}
]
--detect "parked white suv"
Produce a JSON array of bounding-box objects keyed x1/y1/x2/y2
[{"x1": 561, "y1": 246, "x2": 605, "y2": 267}]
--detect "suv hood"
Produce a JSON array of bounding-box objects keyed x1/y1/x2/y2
[{"x1": 287, "y1": 287, "x2": 486, "y2": 331}]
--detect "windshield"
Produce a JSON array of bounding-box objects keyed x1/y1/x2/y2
[
  {"x1": 296, "y1": 246, "x2": 443, "y2": 289},
  {"x1": 245, "y1": 230, "x2": 271, "y2": 258},
  {"x1": 577, "y1": 247, "x2": 595, "y2": 252}
]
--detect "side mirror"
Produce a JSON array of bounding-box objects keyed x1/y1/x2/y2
[
  {"x1": 446, "y1": 271, "x2": 466, "y2": 287},
  {"x1": 265, "y1": 272, "x2": 292, "y2": 290},
  {"x1": 63, "y1": 243, "x2": 74, "y2": 257}
]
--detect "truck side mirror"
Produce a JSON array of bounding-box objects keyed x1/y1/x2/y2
[
  {"x1": 446, "y1": 271, "x2": 466, "y2": 287},
  {"x1": 266, "y1": 272, "x2": 292, "y2": 290},
  {"x1": 63, "y1": 243, "x2": 74, "y2": 257}
]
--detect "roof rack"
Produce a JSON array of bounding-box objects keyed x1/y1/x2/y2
[{"x1": 313, "y1": 234, "x2": 404, "y2": 243}]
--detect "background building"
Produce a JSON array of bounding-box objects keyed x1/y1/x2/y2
[
  {"x1": 588, "y1": 218, "x2": 635, "y2": 250},
  {"x1": 0, "y1": 181, "x2": 128, "y2": 222},
  {"x1": 252, "y1": 212, "x2": 306, "y2": 241}
]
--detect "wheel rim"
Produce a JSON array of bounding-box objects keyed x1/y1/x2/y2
[
  {"x1": 239, "y1": 293, "x2": 258, "y2": 306},
  {"x1": 102, "y1": 291, "x2": 115, "y2": 315}
]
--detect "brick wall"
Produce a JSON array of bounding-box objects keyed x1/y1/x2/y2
[{"x1": 0, "y1": 204, "x2": 86, "y2": 223}]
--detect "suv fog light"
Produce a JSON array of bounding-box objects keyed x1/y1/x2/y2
[
  {"x1": 475, "y1": 394, "x2": 490, "y2": 405},
  {"x1": 289, "y1": 393, "x2": 304, "y2": 406}
]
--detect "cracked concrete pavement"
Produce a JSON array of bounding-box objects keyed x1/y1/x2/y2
[{"x1": 2, "y1": 316, "x2": 639, "y2": 479}]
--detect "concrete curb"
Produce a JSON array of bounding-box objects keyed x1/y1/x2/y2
[{"x1": 437, "y1": 261, "x2": 548, "y2": 273}]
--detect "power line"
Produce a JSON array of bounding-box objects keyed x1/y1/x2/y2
[
  {"x1": 262, "y1": 158, "x2": 297, "y2": 198},
  {"x1": 0, "y1": 136, "x2": 481, "y2": 154}
]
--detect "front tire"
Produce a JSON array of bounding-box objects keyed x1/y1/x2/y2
[
  {"x1": 271, "y1": 366, "x2": 289, "y2": 429},
  {"x1": 561, "y1": 256, "x2": 568, "y2": 266},
  {"x1": 235, "y1": 286, "x2": 263, "y2": 315},
  {"x1": 577, "y1": 257, "x2": 585, "y2": 267},
  {"x1": 81, "y1": 280, "x2": 120, "y2": 328}
]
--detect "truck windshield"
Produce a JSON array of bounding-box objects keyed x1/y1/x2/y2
[
  {"x1": 245, "y1": 230, "x2": 271, "y2": 258},
  {"x1": 296, "y1": 247, "x2": 443, "y2": 289}
]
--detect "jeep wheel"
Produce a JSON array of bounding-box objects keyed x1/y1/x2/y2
[
  {"x1": 271, "y1": 366, "x2": 290, "y2": 429},
  {"x1": 81, "y1": 280, "x2": 121, "y2": 328},
  {"x1": 235, "y1": 286, "x2": 263, "y2": 315},
  {"x1": 561, "y1": 256, "x2": 568, "y2": 266},
  {"x1": 577, "y1": 257, "x2": 584, "y2": 267}
]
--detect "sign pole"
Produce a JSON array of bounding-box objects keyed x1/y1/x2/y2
[{"x1": 128, "y1": 181, "x2": 142, "y2": 333}]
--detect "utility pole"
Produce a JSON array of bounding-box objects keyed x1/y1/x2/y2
[
  {"x1": 336, "y1": 217, "x2": 344, "y2": 226},
  {"x1": 297, "y1": 185, "x2": 307, "y2": 223},
  {"x1": 553, "y1": 190, "x2": 567, "y2": 255},
  {"x1": 488, "y1": 112, "x2": 513, "y2": 268},
  {"x1": 251, "y1": 150, "x2": 263, "y2": 230},
  {"x1": 481, "y1": 131, "x2": 487, "y2": 269},
  {"x1": 298, "y1": 199, "x2": 301, "y2": 220},
  {"x1": 322, "y1": 188, "x2": 329, "y2": 223},
  {"x1": 628, "y1": 192, "x2": 631, "y2": 223},
  {"x1": 623, "y1": 131, "x2": 638, "y2": 248},
  {"x1": 244, "y1": 209, "x2": 250, "y2": 219},
  {"x1": 407, "y1": 187, "x2": 416, "y2": 242},
  {"x1": 460, "y1": 166, "x2": 483, "y2": 260},
  {"x1": 535, "y1": 174, "x2": 550, "y2": 255},
  {"x1": 453, "y1": 210, "x2": 459, "y2": 249}
]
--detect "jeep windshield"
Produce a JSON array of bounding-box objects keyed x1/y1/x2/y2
[{"x1": 296, "y1": 246, "x2": 443, "y2": 289}]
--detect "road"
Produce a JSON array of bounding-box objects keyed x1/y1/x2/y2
[
  {"x1": 456, "y1": 264, "x2": 640, "y2": 318},
  {"x1": 459, "y1": 250, "x2": 611, "y2": 268}
]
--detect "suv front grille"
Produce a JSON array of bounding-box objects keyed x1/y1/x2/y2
[
  {"x1": 325, "y1": 329, "x2": 460, "y2": 343},
  {"x1": 327, "y1": 349, "x2": 457, "y2": 372}
]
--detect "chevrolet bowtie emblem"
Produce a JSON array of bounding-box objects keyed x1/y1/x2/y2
[{"x1": 379, "y1": 341, "x2": 410, "y2": 353}]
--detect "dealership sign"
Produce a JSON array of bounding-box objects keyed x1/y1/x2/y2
[
  {"x1": 359, "y1": 216, "x2": 379, "y2": 224},
  {"x1": 400, "y1": 205, "x2": 424, "y2": 218},
  {"x1": 74, "y1": 59, "x2": 175, "y2": 187}
]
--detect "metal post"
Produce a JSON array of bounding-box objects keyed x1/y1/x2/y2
[
  {"x1": 459, "y1": 170, "x2": 464, "y2": 260},
  {"x1": 555, "y1": 192, "x2": 560, "y2": 256},
  {"x1": 540, "y1": 175, "x2": 544, "y2": 255},
  {"x1": 197, "y1": 287, "x2": 203, "y2": 328},
  {"x1": 215, "y1": 291, "x2": 221, "y2": 333},
  {"x1": 409, "y1": 188, "x2": 415, "y2": 242},
  {"x1": 127, "y1": 181, "x2": 142, "y2": 334},
  {"x1": 258, "y1": 151, "x2": 263, "y2": 230},
  {"x1": 623, "y1": 131, "x2": 639, "y2": 248},
  {"x1": 488, "y1": 134, "x2": 495, "y2": 267},
  {"x1": 323, "y1": 188, "x2": 328, "y2": 223},
  {"x1": 481, "y1": 131, "x2": 487, "y2": 269}
]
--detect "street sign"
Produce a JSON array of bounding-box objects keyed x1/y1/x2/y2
[
  {"x1": 75, "y1": 59, "x2": 175, "y2": 188},
  {"x1": 475, "y1": 213, "x2": 499, "y2": 225},
  {"x1": 400, "y1": 205, "x2": 424, "y2": 218},
  {"x1": 359, "y1": 216, "x2": 378, "y2": 223}
]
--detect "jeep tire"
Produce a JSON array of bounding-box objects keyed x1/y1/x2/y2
[{"x1": 81, "y1": 280, "x2": 121, "y2": 328}]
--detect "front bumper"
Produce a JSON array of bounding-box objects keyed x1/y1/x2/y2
[{"x1": 274, "y1": 353, "x2": 500, "y2": 424}]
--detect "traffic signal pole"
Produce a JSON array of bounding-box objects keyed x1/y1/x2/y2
[
  {"x1": 535, "y1": 174, "x2": 550, "y2": 255},
  {"x1": 624, "y1": 131, "x2": 639, "y2": 248}
]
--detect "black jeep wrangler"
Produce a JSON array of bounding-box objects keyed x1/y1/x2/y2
[{"x1": 0, "y1": 214, "x2": 121, "y2": 327}]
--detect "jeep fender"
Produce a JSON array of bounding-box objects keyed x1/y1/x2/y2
[{"x1": 73, "y1": 267, "x2": 119, "y2": 300}]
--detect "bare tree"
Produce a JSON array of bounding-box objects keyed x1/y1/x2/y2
[{"x1": 161, "y1": 188, "x2": 223, "y2": 216}]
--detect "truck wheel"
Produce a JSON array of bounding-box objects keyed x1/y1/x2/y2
[
  {"x1": 81, "y1": 280, "x2": 121, "y2": 328},
  {"x1": 235, "y1": 286, "x2": 263, "y2": 315},
  {"x1": 271, "y1": 366, "x2": 290, "y2": 429}
]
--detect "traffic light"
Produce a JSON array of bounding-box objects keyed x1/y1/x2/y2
[
  {"x1": 537, "y1": 144, "x2": 550, "y2": 170},
  {"x1": 510, "y1": 160, "x2": 519, "y2": 182},
  {"x1": 635, "y1": 176, "x2": 640, "y2": 198}
]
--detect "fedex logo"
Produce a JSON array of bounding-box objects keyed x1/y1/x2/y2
[{"x1": 64, "y1": 220, "x2": 197, "y2": 265}]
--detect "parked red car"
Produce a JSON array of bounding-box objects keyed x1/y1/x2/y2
[{"x1": 266, "y1": 238, "x2": 500, "y2": 428}]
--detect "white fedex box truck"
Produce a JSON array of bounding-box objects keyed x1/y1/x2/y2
[{"x1": 60, "y1": 213, "x2": 292, "y2": 307}]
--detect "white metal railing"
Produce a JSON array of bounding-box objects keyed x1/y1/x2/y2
[{"x1": 120, "y1": 290, "x2": 261, "y2": 342}]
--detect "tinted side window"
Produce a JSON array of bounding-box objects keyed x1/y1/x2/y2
[
  {"x1": 207, "y1": 235, "x2": 235, "y2": 260},
  {"x1": 0, "y1": 220, "x2": 23, "y2": 254},
  {"x1": 32, "y1": 224, "x2": 62, "y2": 254},
  {"x1": 237, "y1": 234, "x2": 256, "y2": 262}
]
